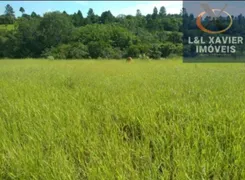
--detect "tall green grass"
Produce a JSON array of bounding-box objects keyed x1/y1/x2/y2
[{"x1": 1, "y1": 59, "x2": 245, "y2": 179}]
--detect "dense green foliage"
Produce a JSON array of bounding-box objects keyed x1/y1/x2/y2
[
  {"x1": 2, "y1": 4, "x2": 245, "y2": 59},
  {"x1": 1, "y1": 59, "x2": 245, "y2": 179},
  {"x1": 0, "y1": 4, "x2": 183, "y2": 59}
]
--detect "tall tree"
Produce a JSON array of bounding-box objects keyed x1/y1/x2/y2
[
  {"x1": 14, "y1": 17, "x2": 42, "y2": 57},
  {"x1": 159, "y1": 6, "x2": 166, "y2": 16},
  {"x1": 136, "y1": 9, "x2": 142, "y2": 17},
  {"x1": 31, "y1": 12, "x2": 39, "y2": 18},
  {"x1": 62, "y1": 11, "x2": 68, "y2": 15},
  {"x1": 19, "y1": 7, "x2": 25, "y2": 15},
  {"x1": 38, "y1": 12, "x2": 74, "y2": 48},
  {"x1": 87, "y1": 8, "x2": 94, "y2": 17},
  {"x1": 87, "y1": 8, "x2": 97, "y2": 24},
  {"x1": 135, "y1": 9, "x2": 146, "y2": 29},
  {"x1": 77, "y1": 10, "x2": 84, "y2": 25},
  {"x1": 180, "y1": 8, "x2": 188, "y2": 17},
  {"x1": 4, "y1": 4, "x2": 15, "y2": 24},
  {"x1": 5, "y1": 4, "x2": 15, "y2": 17},
  {"x1": 100, "y1": 11, "x2": 114, "y2": 24},
  {"x1": 152, "y1": 7, "x2": 158, "y2": 19},
  {"x1": 77, "y1": 10, "x2": 83, "y2": 18},
  {"x1": 72, "y1": 11, "x2": 84, "y2": 27}
]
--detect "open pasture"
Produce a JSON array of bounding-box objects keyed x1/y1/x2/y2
[{"x1": 0, "y1": 59, "x2": 245, "y2": 179}]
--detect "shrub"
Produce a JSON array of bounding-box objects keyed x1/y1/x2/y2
[
  {"x1": 41, "y1": 43, "x2": 89, "y2": 59},
  {"x1": 47, "y1": 55, "x2": 54, "y2": 60},
  {"x1": 127, "y1": 45, "x2": 141, "y2": 58},
  {"x1": 68, "y1": 43, "x2": 89, "y2": 59},
  {"x1": 159, "y1": 43, "x2": 175, "y2": 58},
  {"x1": 148, "y1": 44, "x2": 161, "y2": 59},
  {"x1": 168, "y1": 53, "x2": 179, "y2": 59},
  {"x1": 88, "y1": 41, "x2": 110, "y2": 59},
  {"x1": 139, "y1": 53, "x2": 149, "y2": 59},
  {"x1": 174, "y1": 43, "x2": 183, "y2": 56},
  {"x1": 102, "y1": 47, "x2": 123, "y2": 59}
]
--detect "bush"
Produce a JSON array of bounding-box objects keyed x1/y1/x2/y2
[
  {"x1": 168, "y1": 54, "x2": 179, "y2": 59},
  {"x1": 139, "y1": 53, "x2": 149, "y2": 59},
  {"x1": 159, "y1": 43, "x2": 175, "y2": 58},
  {"x1": 88, "y1": 41, "x2": 110, "y2": 59},
  {"x1": 102, "y1": 47, "x2": 123, "y2": 59},
  {"x1": 174, "y1": 43, "x2": 183, "y2": 56},
  {"x1": 41, "y1": 43, "x2": 89, "y2": 59},
  {"x1": 47, "y1": 55, "x2": 54, "y2": 60},
  {"x1": 53, "y1": 44, "x2": 70, "y2": 59},
  {"x1": 68, "y1": 43, "x2": 89, "y2": 59},
  {"x1": 127, "y1": 45, "x2": 141, "y2": 58},
  {"x1": 148, "y1": 44, "x2": 161, "y2": 59}
]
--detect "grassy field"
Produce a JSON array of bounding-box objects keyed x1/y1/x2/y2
[{"x1": 1, "y1": 59, "x2": 245, "y2": 179}]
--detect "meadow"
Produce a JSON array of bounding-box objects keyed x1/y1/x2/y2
[{"x1": 1, "y1": 59, "x2": 245, "y2": 180}]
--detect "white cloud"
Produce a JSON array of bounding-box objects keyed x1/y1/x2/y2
[{"x1": 112, "y1": 1, "x2": 182, "y2": 16}]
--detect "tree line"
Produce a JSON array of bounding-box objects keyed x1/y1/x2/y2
[
  {"x1": 0, "y1": 4, "x2": 183, "y2": 59},
  {"x1": 1, "y1": 4, "x2": 244, "y2": 59}
]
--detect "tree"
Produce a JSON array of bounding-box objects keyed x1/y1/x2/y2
[
  {"x1": 77, "y1": 10, "x2": 84, "y2": 25},
  {"x1": 77, "y1": 10, "x2": 83, "y2": 18},
  {"x1": 87, "y1": 8, "x2": 97, "y2": 24},
  {"x1": 38, "y1": 12, "x2": 74, "y2": 49},
  {"x1": 109, "y1": 25, "x2": 135, "y2": 49},
  {"x1": 42, "y1": 43, "x2": 89, "y2": 59},
  {"x1": 1, "y1": 32, "x2": 19, "y2": 58},
  {"x1": 100, "y1": 11, "x2": 114, "y2": 24},
  {"x1": 72, "y1": 10, "x2": 84, "y2": 27},
  {"x1": 19, "y1": 7, "x2": 25, "y2": 14},
  {"x1": 31, "y1": 12, "x2": 39, "y2": 18},
  {"x1": 62, "y1": 11, "x2": 68, "y2": 15},
  {"x1": 136, "y1": 9, "x2": 142, "y2": 17},
  {"x1": 168, "y1": 32, "x2": 182, "y2": 44},
  {"x1": 87, "y1": 8, "x2": 95, "y2": 17},
  {"x1": 88, "y1": 41, "x2": 110, "y2": 58},
  {"x1": 152, "y1": 7, "x2": 158, "y2": 19},
  {"x1": 127, "y1": 45, "x2": 141, "y2": 58},
  {"x1": 69, "y1": 43, "x2": 89, "y2": 59},
  {"x1": 22, "y1": 14, "x2": 31, "y2": 19},
  {"x1": 71, "y1": 24, "x2": 110, "y2": 44},
  {"x1": 4, "y1": 4, "x2": 15, "y2": 24},
  {"x1": 0, "y1": 15, "x2": 4, "y2": 24},
  {"x1": 13, "y1": 17, "x2": 42, "y2": 57},
  {"x1": 5, "y1": 4, "x2": 15, "y2": 17},
  {"x1": 159, "y1": 6, "x2": 166, "y2": 16},
  {"x1": 159, "y1": 43, "x2": 175, "y2": 57},
  {"x1": 180, "y1": 8, "x2": 188, "y2": 17},
  {"x1": 149, "y1": 44, "x2": 161, "y2": 59}
]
